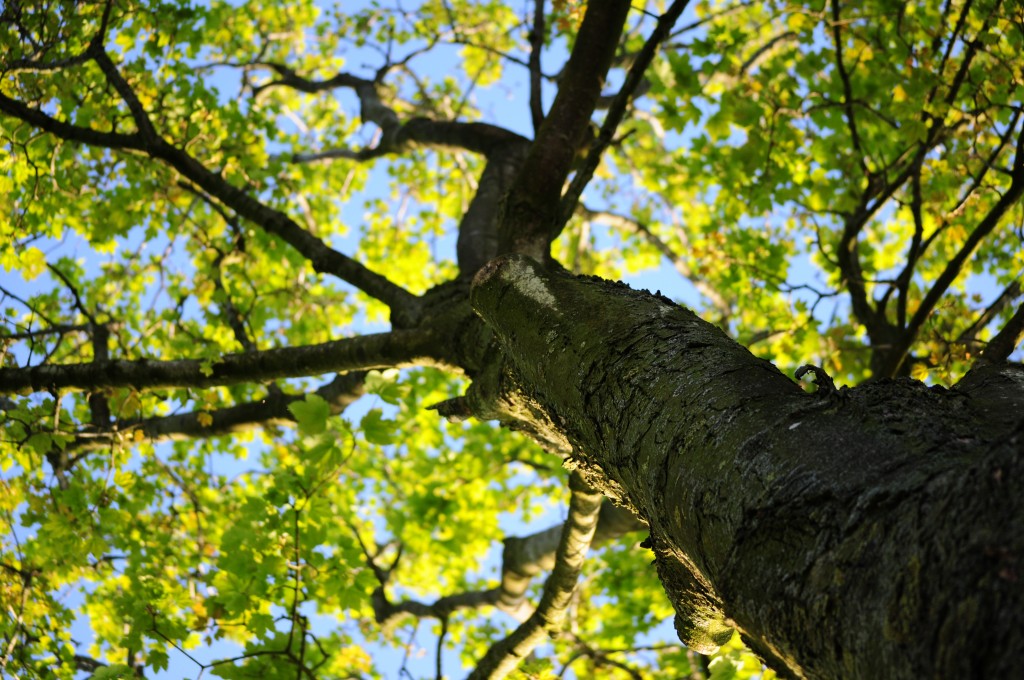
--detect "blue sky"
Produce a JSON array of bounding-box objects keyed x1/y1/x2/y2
[{"x1": 0, "y1": 2, "x2": 701, "y2": 678}]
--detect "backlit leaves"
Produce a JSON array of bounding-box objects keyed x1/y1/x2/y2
[{"x1": 2, "y1": 0, "x2": 1022, "y2": 677}]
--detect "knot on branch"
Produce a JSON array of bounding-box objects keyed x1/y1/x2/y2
[{"x1": 795, "y1": 364, "x2": 837, "y2": 394}]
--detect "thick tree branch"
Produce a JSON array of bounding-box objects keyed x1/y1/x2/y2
[
  {"x1": 558, "y1": 0, "x2": 692, "y2": 230},
  {"x1": 0, "y1": 330, "x2": 440, "y2": 394},
  {"x1": 467, "y1": 473, "x2": 603, "y2": 680},
  {"x1": 456, "y1": 139, "x2": 532, "y2": 276},
  {"x1": 471, "y1": 255, "x2": 1024, "y2": 673},
  {"x1": 373, "y1": 501, "x2": 644, "y2": 626},
  {"x1": 528, "y1": 0, "x2": 546, "y2": 134},
  {"x1": 499, "y1": 0, "x2": 632, "y2": 261}
]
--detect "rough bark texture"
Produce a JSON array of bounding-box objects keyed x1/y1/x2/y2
[{"x1": 469, "y1": 254, "x2": 1024, "y2": 679}]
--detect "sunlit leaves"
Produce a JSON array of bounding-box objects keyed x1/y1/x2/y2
[
  {"x1": 2, "y1": 0, "x2": 1022, "y2": 676},
  {"x1": 287, "y1": 393, "x2": 331, "y2": 435}
]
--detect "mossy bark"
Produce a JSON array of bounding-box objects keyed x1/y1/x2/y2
[{"x1": 470, "y1": 255, "x2": 1024, "y2": 679}]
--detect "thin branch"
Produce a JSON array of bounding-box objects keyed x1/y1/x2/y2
[
  {"x1": 829, "y1": 0, "x2": 868, "y2": 176},
  {"x1": 283, "y1": 115, "x2": 528, "y2": 173},
  {"x1": 0, "y1": 70, "x2": 417, "y2": 312},
  {"x1": 45, "y1": 262, "x2": 113, "y2": 426},
  {"x1": 883, "y1": 123, "x2": 1024, "y2": 375},
  {"x1": 0, "y1": 323, "x2": 90, "y2": 341},
  {"x1": 981, "y1": 302, "x2": 1024, "y2": 363},
  {"x1": 435, "y1": 615, "x2": 448, "y2": 680},
  {"x1": 938, "y1": 0, "x2": 997, "y2": 110},
  {"x1": 666, "y1": 0, "x2": 750, "y2": 41},
  {"x1": 46, "y1": 263, "x2": 99, "y2": 325},
  {"x1": 0, "y1": 91, "x2": 144, "y2": 150},
  {"x1": 959, "y1": 280, "x2": 1022, "y2": 347},
  {"x1": 739, "y1": 30, "x2": 797, "y2": 74},
  {"x1": 86, "y1": 44, "x2": 159, "y2": 143},
  {"x1": 288, "y1": 147, "x2": 389, "y2": 164},
  {"x1": 895, "y1": 166, "x2": 926, "y2": 329},
  {"x1": 578, "y1": 206, "x2": 730, "y2": 317},
  {"x1": 65, "y1": 371, "x2": 367, "y2": 453},
  {"x1": 157, "y1": 149, "x2": 416, "y2": 311},
  {"x1": 251, "y1": 63, "x2": 369, "y2": 96},
  {"x1": 916, "y1": 109, "x2": 1024, "y2": 264}
]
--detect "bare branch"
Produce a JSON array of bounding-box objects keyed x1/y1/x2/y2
[
  {"x1": 467, "y1": 473, "x2": 603, "y2": 680},
  {"x1": 0, "y1": 329, "x2": 442, "y2": 394},
  {"x1": 981, "y1": 302, "x2": 1024, "y2": 363},
  {"x1": 529, "y1": 0, "x2": 546, "y2": 134},
  {"x1": 501, "y1": 0, "x2": 633, "y2": 260},
  {"x1": 558, "y1": 0, "x2": 691, "y2": 231}
]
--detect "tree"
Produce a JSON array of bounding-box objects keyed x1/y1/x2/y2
[{"x1": 1, "y1": 0, "x2": 1022, "y2": 677}]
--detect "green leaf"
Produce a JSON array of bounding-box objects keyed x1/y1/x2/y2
[
  {"x1": 288, "y1": 393, "x2": 331, "y2": 435},
  {"x1": 90, "y1": 665, "x2": 135, "y2": 680},
  {"x1": 360, "y1": 408, "x2": 396, "y2": 445}
]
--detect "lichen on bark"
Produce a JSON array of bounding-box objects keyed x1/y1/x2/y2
[{"x1": 469, "y1": 254, "x2": 1024, "y2": 678}]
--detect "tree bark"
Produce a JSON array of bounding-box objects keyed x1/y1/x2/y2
[{"x1": 468, "y1": 254, "x2": 1024, "y2": 679}]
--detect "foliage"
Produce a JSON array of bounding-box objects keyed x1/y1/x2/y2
[{"x1": 1, "y1": 0, "x2": 1022, "y2": 677}]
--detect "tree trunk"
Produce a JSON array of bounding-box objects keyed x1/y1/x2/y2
[{"x1": 469, "y1": 255, "x2": 1024, "y2": 679}]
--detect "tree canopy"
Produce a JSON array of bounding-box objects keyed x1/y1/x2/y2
[{"x1": 1, "y1": 0, "x2": 1022, "y2": 678}]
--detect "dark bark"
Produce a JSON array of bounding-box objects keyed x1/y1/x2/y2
[
  {"x1": 499, "y1": 0, "x2": 632, "y2": 261},
  {"x1": 558, "y1": 0, "x2": 692, "y2": 231},
  {"x1": 0, "y1": 330, "x2": 438, "y2": 392},
  {"x1": 467, "y1": 254, "x2": 1024, "y2": 678}
]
